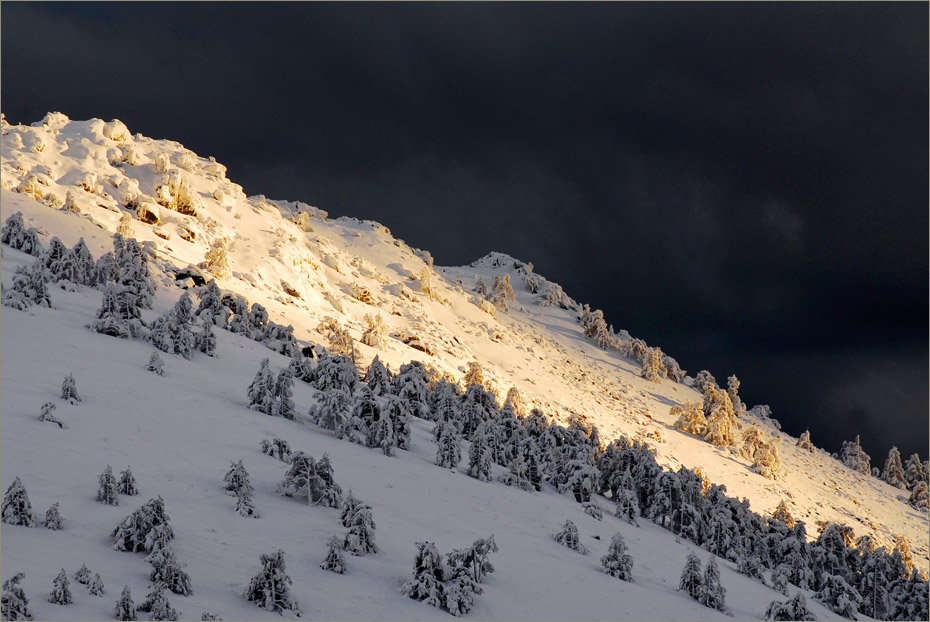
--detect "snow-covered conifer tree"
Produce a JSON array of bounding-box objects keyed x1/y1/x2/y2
[
  {"x1": 679, "y1": 552, "x2": 704, "y2": 600},
  {"x1": 88, "y1": 573, "x2": 104, "y2": 597},
  {"x1": 260, "y1": 437, "x2": 292, "y2": 463},
  {"x1": 467, "y1": 424, "x2": 493, "y2": 482},
  {"x1": 48, "y1": 569, "x2": 72, "y2": 605},
  {"x1": 601, "y1": 533, "x2": 634, "y2": 581},
  {"x1": 243, "y1": 550, "x2": 300, "y2": 615},
  {"x1": 640, "y1": 347, "x2": 665, "y2": 382},
  {"x1": 343, "y1": 505, "x2": 378, "y2": 556},
  {"x1": 499, "y1": 453, "x2": 535, "y2": 492},
  {"x1": 147, "y1": 548, "x2": 192, "y2": 595},
  {"x1": 2, "y1": 261, "x2": 51, "y2": 310},
  {"x1": 73, "y1": 564, "x2": 91, "y2": 585},
  {"x1": 44, "y1": 502, "x2": 63, "y2": 530},
  {"x1": 368, "y1": 413, "x2": 395, "y2": 456},
  {"x1": 223, "y1": 461, "x2": 250, "y2": 496},
  {"x1": 195, "y1": 321, "x2": 216, "y2": 357},
  {"x1": 247, "y1": 358, "x2": 276, "y2": 415},
  {"x1": 60, "y1": 373, "x2": 81, "y2": 404},
  {"x1": 90, "y1": 283, "x2": 143, "y2": 338},
  {"x1": 311, "y1": 388, "x2": 352, "y2": 436},
  {"x1": 144, "y1": 351, "x2": 166, "y2": 377},
  {"x1": 883, "y1": 447, "x2": 908, "y2": 489},
  {"x1": 752, "y1": 438, "x2": 782, "y2": 480},
  {"x1": 236, "y1": 480, "x2": 260, "y2": 518},
  {"x1": 111, "y1": 496, "x2": 174, "y2": 553},
  {"x1": 771, "y1": 499, "x2": 795, "y2": 528},
  {"x1": 271, "y1": 369, "x2": 295, "y2": 419},
  {"x1": 203, "y1": 239, "x2": 230, "y2": 278},
  {"x1": 38, "y1": 402, "x2": 64, "y2": 428},
  {"x1": 42, "y1": 237, "x2": 68, "y2": 275},
  {"x1": 360, "y1": 313, "x2": 386, "y2": 349},
  {"x1": 320, "y1": 535, "x2": 347, "y2": 574},
  {"x1": 903, "y1": 453, "x2": 927, "y2": 491},
  {"x1": 614, "y1": 471, "x2": 640, "y2": 526},
  {"x1": 487, "y1": 273, "x2": 515, "y2": 311},
  {"x1": 200, "y1": 612, "x2": 222, "y2": 621},
  {"x1": 313, "y1": 453, "x2": 343, "y2": 508},
  {"x1": 118, "y1": 467, "x2": 139, "y2": 496},
  {"x1": 70, "y1": 238, "x2": 97, "y2": 285},
  {"x1": 2, "y1": 477, "x2": 37, "y2": 527},
  {"x1": 194, "y1": 280, "x2": 230, "y2": 328},
  {"x1": 797, "y1": 429, "x2": 815, "y2": 452},
  {"x1": 97, "y1": 465, "x2": 120, "y2": 505},
  {"x1": 148, "y1": 292, "x2": 197, "y2": 359},
  {"x1": 137, "y1": 584, "x2": 179, "y2": 621},
  {"x1": 765, "y1": 594, "x2": 816, "y2": 621},
  {"x1": 401, "y1": 541, "x2": 446, "y2": 609},
  {"x1": 1, "y1": 572, "x2": 33, "y2": 621},
  {"x1": 463, "y1": 361, "x2": 484, "y2": 388},
  {"x1": 702, "y1": 386, "x2": 737, "y2": 448},
  {"x1": 840, "y1": 435, "x2": 871, "y2": 475},
  {"x1": 1, "y1": 212, "x2": 25, "y2": 246},
  {"x1": 436, "y1": 425, "x2": 462, "y2": 468},
  {"x1": 552, "y1": 520, "x2": 588, "y2": 554},
  {"x1": 672, "y1": 400, "x2": 707, "y2": 437},
  {"x1": 815, "y1": 573, "x2": 862, "y2": 620},
  {"x1": 909, "y1": 480, "x2": 929, "y2": 511},
  {"x1": 701, "y1": 556, "x2": 727, "y2": 612},
  {"x1": 363, "y1": 355, "x2": 392, "y2": 396},
  {"x1": 114, "y1": 585, "x2": 136, "y2": 621}
]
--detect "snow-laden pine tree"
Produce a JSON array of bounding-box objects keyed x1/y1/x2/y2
[
  {"x1": 436, "y1": 425, "x2": 462, "y2": 468},
  {"x1": 467, "y1": 423, "x2": 494, "y2": 482},
  {"x1": 909, "y1": 480, "x2": 929, "y2": 511},
  {"x1": 703, "y1": 385, "x2": 738, "y2": 448},
  {"x1": 752, "y1": 438, "x2": 782, "y2": 480},
  {"x1": 764, "y1": 594, "x2": 817, "y2": 621},
  {"x1": 137, "y1": 584, "x2": 179, "y2": 621},
  {"x1": 90, "y1": 283, "x2": 143, "y2": 338},
  {"x1": 70, "y1": 238, "x2": 97, "y2": 285},
  {"x1": 552, "y1": 519, "x2": 588, "y2": 554},
  {"x1": 840, "y1": 435, "x2": 871, "y2": 475},
  {"x1": 401, "y1": 541, "x2": 446, "y2": 609},
  {"x1": 73, "y1": 564, "x2": 91, "y2": 585},
  {"x1": 200, "y1": 612, "x2": 222, "y2": 621},
  {"x1": 2, "y1": 261, "x2": 51, "y2": 310},
  {"x1": 146, "y1": 351, "x2": 166, "y2": 376},
  {"x1": 600, "y1": 533, "x2": 634, "y2": 581},
  {"x1": 88, "y1": 573, "x2": 105, "y2": 597},
  {"x1": 195, "y1": 321, "x2": 216, "y2": 357},
  {"x1": 60, "y1": 373, "x2": 81, "y2": 404},
  {"x1": 2, "y1": 477, "x2": 37, "y2": 527},
  {"x1": 640, "y1": 347, "x2": 665, "y2": 382},
  {"x1": 38, "y1": 402, "x2": 64, "y2": 428},
  {"x1": 114, "y1": 585, "x2": 136, "y2": 621},
  {"x1": 487, "y1": 273, "x2": 515, "y2": 311},
  {"x1": 343, "y1": 505, "x2": 378, "y2": 556},
  {"x1": 243, "y1": 550, "x2": 300, "y2": 615},
  {"x1": 111, "y1": 496, "x2": 174, "y2": 553},
  {"x1": 48, "y1": 569, "x2": 72, "y2": 605},
  {"x1": 203, "y1": 239, "x2": 230, "y2": 278},
  {"x1": 672, "y1": 400, "x2": 707, "y2": 437},
  {"x1": 148, "y1": 292, "x2": 197, "y2": 359},
  {"x1": 44, "y1": 502, "x2": 63, "y2": 530},
  {"x1": 194, "y1": 280, "x2": 230, "y2": 328},
  {"x1": 1, "y1": 572, "x2": 33, "y2": 621},
  {"x1": 118, "y1": 467, "x2": 139, "y2": 496},
  {"x1": 320, "y1": 535, "x2": 347, "y2": 574},
  {"x1": 311, "y1": 388, "x2": 352, "y2": 436},
  {"x1": 882, "y1": 447, "x2": 908, "y2": 489},
  {"x1": 247, "y1": 358, "x2": 276, "y2": 415},
  {"x1": 797, "y1": 429, "x2": 815, "y2": 452},
  {"x1": 97, "y1": 465, "x2": 120, "y2": 505},
  {"x1": 700, "y1": 556, "x2": 727, "y2": 613},
  {"x1": 614, "y1": 471, "x2": 640, "y2": 526},
  {"x1": 147, "y1": 548, "x2": 193, "y2": 595},
  {"x1": 360, "y1": 313, "x2": 386, "y2": 349},
  {"x1": 271, "y1": 369, "x2": 295, "y2": 419},
  {"x1": 815, "y1": 573, "x2": 862, "y2": 620},
  {"x1": 235, "y1": 479, "x2": 260, "y2": 518},
  {"x1": 679, "y1": 552, "x2": 704, "y2": 600},
  {"x1": 903, "y1": 453, "x2": 927, "y2": 491},
  {"x1": 363, "y1": 355, "x2": 392, "y2": 396},
  {"x1": 260, "y1": 437, "x2": 292, "y2": 463}
]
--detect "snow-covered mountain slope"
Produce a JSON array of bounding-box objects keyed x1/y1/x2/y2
[{"x1": 1, "y1": 113, "x2": 926, "y2": 621}]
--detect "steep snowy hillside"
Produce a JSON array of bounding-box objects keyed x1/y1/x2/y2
[{"x1": 1, "y1": 114, "x2": 927, "y2": 621}]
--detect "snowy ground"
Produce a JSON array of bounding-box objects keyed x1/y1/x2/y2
[{"x1": 1, "y1": 114, "x2": 925, "y2": 621}]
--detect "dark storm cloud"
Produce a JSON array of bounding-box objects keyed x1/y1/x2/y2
[{"x1": 2, "y1": 2, "x2": 926, "y2": 459}]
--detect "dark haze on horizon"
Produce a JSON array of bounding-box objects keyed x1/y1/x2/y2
[{"x1": 2, "y1": 2, "x2": 927, "y2": 462}]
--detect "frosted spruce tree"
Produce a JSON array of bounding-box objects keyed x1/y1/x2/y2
[
  {"x1": 363, "y1": 355, "x2": 392, "y2": 396},
  {"x1": 2, "y1": 261, "x2": 51, "y2": 310},
  {"x1": 194, "y1": 280, "x2": 230, "y2": 328},
  {"x1": 243, "y1": 550, "x2": 300, "y2": 615},
  {"x1": 1, "y1": 572, "x2": 33, "y2": 621},
  {"x1": 260, "y1": 437, "x2": 292, "y2": 463},
  {"x1": 223, "y1": 461, "x2": 250, "y2": 496},
  {"x1": 97, "y1": 465, "x2": 120, "y2": 505},
  {"x1": 840, "y1": 435, "x2": 871, "y2": 475},
  {"x1": 701, "y1": 556, "x2": 728, "y2": 613},
  {"x1": 118, "y1": 467, "x2": 139, "y2": 496},
  {"x1": 435, "y1": 425, "x2": 462, "y2": 468},
  {"x1": 44, "y1": 502, "x2": 63, "y2": 530},
  {"x1": 114, "y1": 585, "x2": 136, "y2": 621},
  {"x1": 361, "y1": 313, "x2": 386, "y2": 349},
  {"x1": 343, "y1": 505, "x2": 378, "y2": 556},
  {"x1": 90, "y1": 283, "x2": 143, "y2": 338},
  {"x1": 640, "y1": 347, "x2": 665, "y2": 382},
  {"x1": 112, "y1": 496, "x2": 174, "y2": 553},
  {"x1": 814, "y1": 573, "x2": 862, "y2": 620},
  {"x1": 73, "y1": 564, "x2": 92, "y2": 585},
  {"x1": 247, "y1": 358, "x2": 276, "y2": 415},
  {"x1": 88, "y1": 573, "x2": 105, "y2": 597},
  {"x1": 600, "y1": 533, "x2": 634, "y2": 581},
  {"x1": 146, "y1": 351, "x2": 166, "y2": 376},
  {"x1": 137, "y1": 584, "x2": 179, "y2": 621},
  {"x1": 148, "y1": 292, "x2": 197, "y2": 359},
  {"x1": 882, "y1": 447, "x2": 908, "y2": 489},
  {"x1": 147, "y1": 548, "x2": 193, "y2": 595},
  {"x1": 203, "y1": 239, "x2": 230, "y2": 278},
  {"x1": 552, "y1": 519, "x2": 588, "y2": 554},
  {"x1": 401, "y1": 541, "x2": 446, "y2": 609},
  {"x1": 797, "y1": 429, "x2": 815, "y2": 452},
  {"x1": 467, "y1": 423, "x2": 494, "y2": 482},
  {"x1": 48, "y1": 569, "x2": 72, "y2": 605},
  {"x1": 196, "y1": 322, "x2": 216, "y2": 357},
  {"x1": 679, "y1": 552, "x2": 704, "y2": 601},
  {"x1": 765, "y1": 594, "x2": 816, "y2": 621},
  {"x1": 271, "y1": 369, "x2": 295, "y2": 420},
  {"x1": 320, "y1": 535, "x2": 347, "y2": 574},
  {"x1": 60, "y1": 373, "x2": 81, "y2": 404},
  {"x1": 38, "y1": 402, "x2": 64, "y2": 428},
  {"x1": 2, "y1": 477, "x2": 36, "y2": 527}
]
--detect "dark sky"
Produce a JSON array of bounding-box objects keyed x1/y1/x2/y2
[{"x1": 3, "y1": 2, "x2": 927, "y2": 462}]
